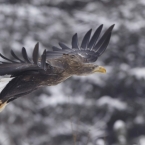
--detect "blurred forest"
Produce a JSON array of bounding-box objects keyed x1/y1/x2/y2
[{"x1": 0, "y1": 0, "x2": 145, "y2": 145}]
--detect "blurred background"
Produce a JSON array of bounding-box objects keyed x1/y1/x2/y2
[{"x1": 0, "y1": 0, "x2": 145, "y2": 145}]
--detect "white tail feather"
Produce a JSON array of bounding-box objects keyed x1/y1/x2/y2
[
  {"x1": 0, "y1": 77, "x2": 13, "y2": 93},
  {"x1": 0, "y1": 77, "x2": 14, "y2": 112},
  {"x1": 0, "y1": 101, "x2": 7, "y2": 112}
]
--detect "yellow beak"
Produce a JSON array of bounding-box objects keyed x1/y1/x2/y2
[{"x1": 93, "y1": 66, "x2": 106, "y2": 73}]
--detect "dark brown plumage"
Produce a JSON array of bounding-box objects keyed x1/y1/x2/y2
[{"x1": 0, "y1": 24, "x2": 114, "y2": 112}]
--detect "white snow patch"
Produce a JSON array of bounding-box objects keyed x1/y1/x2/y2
[
  {"x1": 139, "y1": 0, "x2": 145, "y2": 5},
  {"x1": 39, "y1": 84, "x2": 87, "y2": 108},
  {"x1": 130, "y1": 68, "x2": 145, "y2": 79},
  {"x1": 139, "y1": 136, "x2": 145, "y2": 145},
  {"x1": 40, "y1": 93, "x2": 85, "y2": 107},
  {"x1": 97, "y1": 96, "x2": 127, "y2": 111},
  {"x1": 114, "y1": 120, "x2": 125, "y2": 130},
  {"x1": 135, "y1": 115, "x2": 144, "y2": 124},
  {"x1": 96, "y1": 139, "x2": 105, "y2": 145},
  {"x1": 0, "y1": 125, "x2": 11, "y2": 145}
]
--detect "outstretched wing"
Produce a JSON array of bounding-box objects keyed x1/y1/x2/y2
[
  {"x1": 47, "y1": 24, "x2": 114, "y2": 63},
  {"x1": 0, "y1": 24, "x2": 114, "y2": 76},
  {"x1": 0, "y1": 43, "x2": 47, "y2": 76}
]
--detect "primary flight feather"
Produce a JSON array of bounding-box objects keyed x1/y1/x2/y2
[{"x1": 0, "y1": 24, "x2": 114, "y2": 112}]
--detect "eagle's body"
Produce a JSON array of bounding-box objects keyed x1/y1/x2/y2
[{"x1": 0, "y1": 24, "x2": 114, "y2": 112}]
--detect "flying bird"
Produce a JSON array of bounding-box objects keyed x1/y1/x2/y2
[{"x1": 0, "y1": 24, "x2": 114, "y2": 112}]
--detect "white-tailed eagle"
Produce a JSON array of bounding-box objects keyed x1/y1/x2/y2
[{"x1": 0, "y1": 24, "x2": 114, "y2": 112}]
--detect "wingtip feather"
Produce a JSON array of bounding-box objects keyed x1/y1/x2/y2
[
  {"x1": 72, "y1": 33, "x2": 79, "y2": 49},
  {"x1": 81, "y1": 29, "x2": 92, "y2": 49},
  {"x1": 33, "y1": 42, "x2": 39, "y2": 64}
]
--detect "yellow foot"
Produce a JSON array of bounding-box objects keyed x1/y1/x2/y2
[{"x1": 0, "y1": 100, "x2": 7, "y2": 112}]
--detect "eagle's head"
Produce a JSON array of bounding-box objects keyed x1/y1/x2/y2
[
  {"x1": 65, "y1": 54, "x2": 106, "y2": 76},
  {"x1": 87, "y1": 64, "x2": 106, "y2": 74},
  {"x1": 73, "y1": 63, "x2": 106, "y2": 76}
]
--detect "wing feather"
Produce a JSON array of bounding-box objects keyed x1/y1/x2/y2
[
  {"x1": 96, "y1": 33, "x2": 112, "y2": 56},
  {"x1": 0, "y1": 53, "x2": 18, "y2": 63},
  {"x1": 93, "y1": 24, "x2": 114, "y2": 51},
  {"x1": 81, "y1": 29, "x2": 92, "y2": 49},
  {"x1": 0, "y1": 43, "x2": 48, "y2": 76},
  {"x1": 88, "y1": 24, "x2": 103, "y2": 49},
  {"x1": 52, "y1": 46, "x2": 61, "y2": 51},
  {"x1": 59, "y1": 42, "x2": 70, "y2": 50},
  {"x1": 11, "y1": 50, "x2": 25, "y2": 63},
  {"x1": 50, "y1": 24, "x2": 114, "y2": 63},
  {"x1": 72, "y1": 33, "x2": 79, "y2": 49},
  {"x1": 22, "y1": 47, "x2": 31, "y2": 63},
  {"x1": 33, "y1": 42, "x2": 39, "y2": 64},
  {"x1": 41, "y1": 49, "x2": 47, "y2": 70}
]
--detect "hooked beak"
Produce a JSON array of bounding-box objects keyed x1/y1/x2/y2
[{"x1": 93, "y1": 66, "x2": 106, "y2": 73}]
